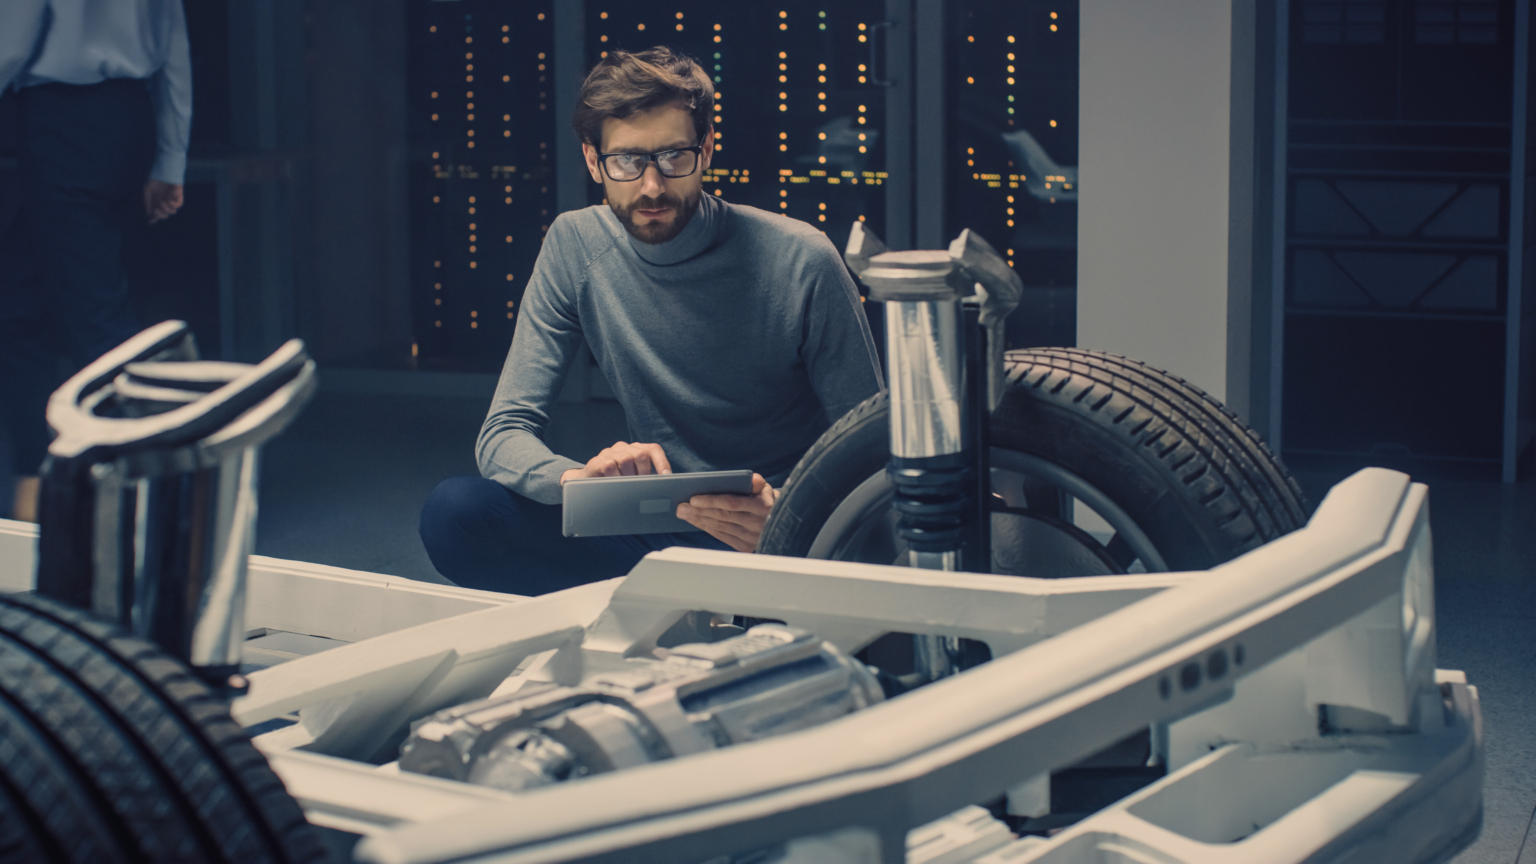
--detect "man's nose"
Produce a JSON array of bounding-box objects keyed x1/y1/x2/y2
[{"x1": 638, "y1": 163, "x2": 667, "y2": 197}]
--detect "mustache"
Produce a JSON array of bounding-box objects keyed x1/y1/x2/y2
[{"x1": 627, "y1": 193, "x2": 682, "y2": 211}]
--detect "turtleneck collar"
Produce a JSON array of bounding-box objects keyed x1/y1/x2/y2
[{"x1": 625, "y1": 192, "x2": 726, "y2": 266}]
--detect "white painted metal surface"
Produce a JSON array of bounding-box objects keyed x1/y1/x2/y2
[{"x1": 0, "y1": 467, "x2": 1485, "y2": 864}]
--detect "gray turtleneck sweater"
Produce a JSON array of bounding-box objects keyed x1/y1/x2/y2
[{"x1": 477, "y1": 193, "x2": 885, "y2": 505}]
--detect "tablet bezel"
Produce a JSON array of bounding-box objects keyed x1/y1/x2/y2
[{"x1": 561, "y1": 469, "x2": 756, "y2": 537}]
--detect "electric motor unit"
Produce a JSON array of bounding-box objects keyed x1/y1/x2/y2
[{"x1": 399, "y1": 624, "x2": 885, "y2": 791}]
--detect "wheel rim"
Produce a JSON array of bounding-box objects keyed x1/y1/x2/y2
[{"x1": 806, "y1": 447, "x2": 1171, "y2": 573}]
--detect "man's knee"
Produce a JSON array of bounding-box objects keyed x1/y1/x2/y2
[{"x1": 420, "y1": 476, "x2": 506, "y2": 541}]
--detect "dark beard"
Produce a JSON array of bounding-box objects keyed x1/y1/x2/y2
[{"x1": 611, "y1": 187, "x2": 702, "y2": 245}]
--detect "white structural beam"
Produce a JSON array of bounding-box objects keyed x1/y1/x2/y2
[{"x1": 1077, "y1": 0, "x2": 1255, "y2": 413}]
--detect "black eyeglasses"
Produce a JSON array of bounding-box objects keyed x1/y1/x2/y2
[{"x1": 596, "y1": 145, "x2": 704, "y2": 182}]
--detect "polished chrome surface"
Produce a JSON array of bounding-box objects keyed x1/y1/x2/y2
[
  {"x1": 189, "y1": 448, "x2": 261, "y2": 669},
  {"x1": 909, "y1": 550, "x2": 958, "y2": 570},
  {"x1": 401, "y1": 625, "x2": 884, "y2": 792},
  {"x1": 886, "y1": 300, "x2": 966, "y2": 459},
  {"x1": 911, "y1": 550, "x2": 961, "y2": 681},
  {"x1": 949, "y1": 228, "x2": 1023, "y2": 412},
  {"x1": 35, "y1": 320, "x2": 315, "y2": 683},
  {"x1": 913, "y1": 634, "x2": 964, "y2": 682}
]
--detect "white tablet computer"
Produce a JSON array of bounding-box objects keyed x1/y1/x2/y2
[{"x1": 561, "y1": 469, "x2": 755, "y2": 537}]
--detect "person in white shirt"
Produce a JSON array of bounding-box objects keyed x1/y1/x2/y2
[{"x1": 0, "y1": 0, "x2": 192, "y2": 521}]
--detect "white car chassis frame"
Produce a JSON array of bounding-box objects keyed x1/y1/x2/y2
[{"x1": 0, "y1": 468, "x2": 1482, "y2": 864}]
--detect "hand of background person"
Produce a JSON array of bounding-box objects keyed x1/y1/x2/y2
[
  {"x1": 560, "y1": 441, "x2": 672, "y2": 485},
  {"x1": 677, "y1": 473, "x2": 778, "y2": 553},
  {"x1": 144, "y1": 179, "x2": 184, "y2": 224}
]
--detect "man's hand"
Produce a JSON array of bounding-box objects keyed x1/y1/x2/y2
[
  {"x1": 677, "y1": 473, "x2": 778, "y2": 553},
  {"x1": 144, "y1": 179, "x2": 184, "y2": 224},
  {"x1": 560, "y1": 441, "x2": 672, "y2": 485}
]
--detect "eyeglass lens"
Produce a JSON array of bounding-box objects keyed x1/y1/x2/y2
[{"x1": 605, "y1": 149, "x2": 698, "y2": 181}]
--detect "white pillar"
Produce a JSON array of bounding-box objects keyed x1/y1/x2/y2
[{"x1": 1077, "y1": 0, "x2": 1254, "y2": 411}]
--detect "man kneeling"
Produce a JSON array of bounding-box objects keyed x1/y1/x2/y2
[{"x1": 419, "y1": 47, "x2": 883, "y2": 595}]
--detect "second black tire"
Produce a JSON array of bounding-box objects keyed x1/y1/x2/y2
[
  {"x1": 760, "y1": 348, "x2": 1311, "y2": 571},
  {"x1": 0, "y1": 591, "x2": 328, "y2": 864}
]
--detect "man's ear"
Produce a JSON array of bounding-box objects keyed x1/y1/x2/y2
[
  {"x1": 701, "y1": 125, "x2": 715, "y2": 170},
  {"x1": 582, "y1": 142, "x2": 604, "y2": 183}
]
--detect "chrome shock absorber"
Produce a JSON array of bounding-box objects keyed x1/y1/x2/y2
[{"x1": 845, "y1": 223, "x2": 1022, "y2": 682}]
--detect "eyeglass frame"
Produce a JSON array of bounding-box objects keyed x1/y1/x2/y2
[{"x1": 594, "y1": 144, "x2": 706, "y2": 182}]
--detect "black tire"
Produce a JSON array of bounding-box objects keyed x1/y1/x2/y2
[
  {"x1": 0, "y1": 592, "x2": 328, "y2": 864},
  {"x1": 761, "y1": 348, "x2": 1311, "y2": 572}
]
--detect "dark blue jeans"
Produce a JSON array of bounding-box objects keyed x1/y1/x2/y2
[{"x1": 419, "y1": 475, "x2": 733, "y2": 595}]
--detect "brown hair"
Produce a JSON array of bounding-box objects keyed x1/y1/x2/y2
[{"x1": 571, "y1": 47, "x2": 714, "y2": 149}]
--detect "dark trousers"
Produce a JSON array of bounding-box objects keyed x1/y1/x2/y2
[
  {"x1": 419, "y1": 475, "x2": 734, "y2": 595},
  {"x1": 0, "y1": 79, "x2": 153, "y2": 475}
]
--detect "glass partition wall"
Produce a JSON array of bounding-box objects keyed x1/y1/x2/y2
[
  {"x1": 406, "y1": 0, "x2": 1079, "y2": 372},
  {"x1": 408, "y1": 1, "x2": 559, "y2": 371}
]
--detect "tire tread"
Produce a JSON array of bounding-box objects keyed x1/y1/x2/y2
[{"x1": 0, "y1": 593, "x2": 328, "y2": 864}]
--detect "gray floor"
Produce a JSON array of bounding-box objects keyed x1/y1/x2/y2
[
  {"x1": 253, "y1": 390, "x2": 628, "y2": 584},
  {"x1": 7, "y1": 386, "x2": 1528, "y2": 860}
]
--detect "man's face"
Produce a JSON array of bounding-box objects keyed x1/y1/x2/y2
[{"x1": 583, "y1": 104, "x2": 713, "y2": 245}]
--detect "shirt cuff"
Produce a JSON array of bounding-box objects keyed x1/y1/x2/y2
[{"x1": 150, "y1": 151, "x2": 187, "y2": 186}]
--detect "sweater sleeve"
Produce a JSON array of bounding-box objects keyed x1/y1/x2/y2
[
  {"x1": 474, "y1": 218, "x2": 589, "y2": 504},
  {"x1": 799, "y1": 235, "x2": 886, "y2": 425}
]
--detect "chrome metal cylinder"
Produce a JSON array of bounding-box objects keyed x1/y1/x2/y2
[
  {"x1": 913, "y1": 634, "x2": 964, "y2": 682},
  {"x1": 187, "y1": 447, "x2": 260, "y2": 670},
  {"x1": 885, "y1": 300, "x2": 966, "y2": 460},
  {"x1": 36, "y1": 321, "x2": 314, "y2": 693}
]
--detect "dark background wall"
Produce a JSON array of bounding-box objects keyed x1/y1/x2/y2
[{"x1": 0, "y1": 0, "x2": 1529, "y2": 481}]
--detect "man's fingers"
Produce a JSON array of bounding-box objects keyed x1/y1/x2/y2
[
  {"x1": 679, "y1": 504, "x2": 766, "y2": 533},
  {"x1": 591, "y1": 441, "x2": 670, "y2": 476},
  {"x1": 596, "y1": 446, "x2": 639, "y2": 475},
  {"x1": 645, "y1": 443, "x2": 672, "y2": 475},
  {"x1": 618, "y1": 445, "x2": 654, "y2": 475},
  {"x1": 684, "y1": 511, "x2": 756, "y2": 552},
  {"x1": 688, "y1": 493, "x2": 771, "y2": 514}
]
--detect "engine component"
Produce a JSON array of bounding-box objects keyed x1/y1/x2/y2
[{"x1": 399, "y1": 624, "x2": 884, "y2": 791}]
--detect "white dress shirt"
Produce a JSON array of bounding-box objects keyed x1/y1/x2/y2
[{"x1": 0, "y1": 0, "x2": 192, "y2": 184}]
